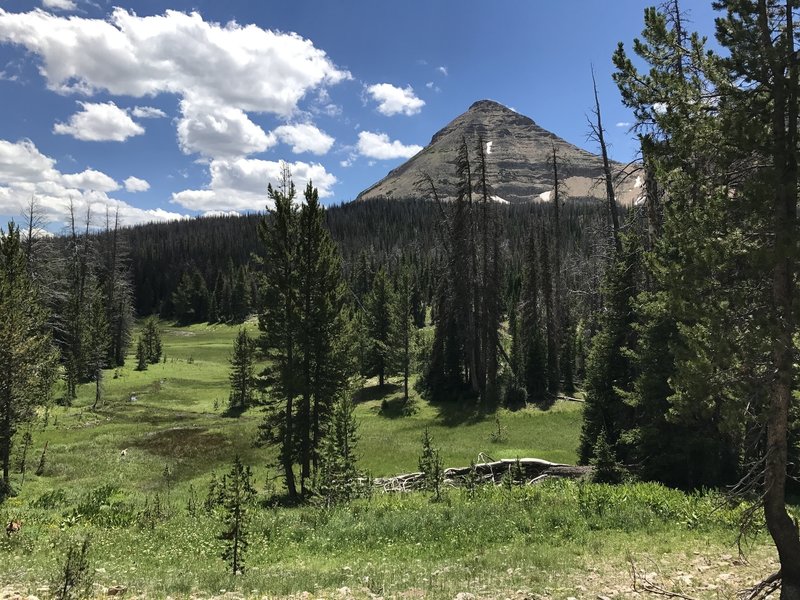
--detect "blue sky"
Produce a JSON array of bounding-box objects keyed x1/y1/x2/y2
[{"x1": 0, "y1": 0, "x2": 720, "y2": 229}]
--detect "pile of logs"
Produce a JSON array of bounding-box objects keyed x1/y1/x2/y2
[{"x1": 372, "y1": 457, "x2": 593, "y2": 493}]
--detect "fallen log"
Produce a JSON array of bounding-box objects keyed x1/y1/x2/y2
[{"x1": 372, "y1": 458, "x2": 592, "y2": 493}]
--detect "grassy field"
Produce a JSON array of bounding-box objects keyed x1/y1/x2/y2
[{"x1": 0, "y1": 321, "x2": 783, "y2": 598}]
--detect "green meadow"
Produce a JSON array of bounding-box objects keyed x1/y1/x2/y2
[{"x1": 0, "y1": 321, "x2": 782, "y2": 599}]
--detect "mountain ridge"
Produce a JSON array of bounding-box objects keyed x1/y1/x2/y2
[{"x1": 356, "y1": 99, "x2": 640, "y2": 205}]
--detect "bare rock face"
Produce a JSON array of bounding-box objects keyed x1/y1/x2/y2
[{"x1": 356, "y1": 99, "x2": 641, "y2": 205}]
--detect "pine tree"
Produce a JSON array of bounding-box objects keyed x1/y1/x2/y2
[
  {"x1": 218, "y1": 456, "x2": 255, "y2": 575},
  {"x1": 135, "y1": 338, "x2": 147, "y2": 372},
  {"x1": 257, "y1": 169, "x2": 354, "y2": 499},
  {"x1": 390, "y1": 265, "x2": 415, "y2": 404},
  {"x1": 520, "y1": 230, "x2": 547, "y2": 404},
  {"x1": 318, "y1": 393, "x2": 362, "y2": 505},
  {"x1": 365, "y1": 267, "x2": 393, "y2": 388},
  {"x1": 228, "y1": 328, "x2": 256, "y2": 410},
  {"x1": 578, "y1": 233, "x2": 640, "y2": 465},
  {"x1": 0, "y1": 222, "x2": 57, "y2": 496},
  {"x1": 86, "y1": 285, "x2": 109, "y2": 410},
  {"x1": 418, "y1": 427, "x2": 444, "y2": 501},
  {"x1": 257, "y1": 168, "x2": 301, "y2": 500},
  {"x1": 142, "y1": 317, "x2": 162, "y2": 364}
]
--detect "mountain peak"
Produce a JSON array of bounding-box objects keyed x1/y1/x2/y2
[
  {"x1": 357, "y1": 101, "x2": 641, "y2": 205},
  {"x1": 468, "y1": 99, "x2": 512, "y2": 112}
]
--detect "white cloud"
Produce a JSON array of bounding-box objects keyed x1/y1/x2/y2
[
  {"x1": 616, "y1": 121, "x2": 632, "y2": 128},
  {"x1": 366, "y1": 83, "x2": 425, "y2": 116},
  {"x1": 53, "y1": 101, "x2": 144, "y2": 142},
  {"x1": 62, "y1": 168, "x2": 118, "y2": 192},
  {"x1": 273, "y1": 123, "x2": 334, "y2": 155},
  {"x1": 0, "y1": 138, "x2": 186, "y2": 226},
  {"x1": 42, "y1": 0, "x2": 76, "y2": 11},
  {"x1": 132, "y1": 105, "x2": 167, "y2": 119},
  {"x1": 124, "y1": 176, "x2": 150, "y2": 192},
  {"x1": 177, "y1": 100, "x2": 275, "y2": 158},
  {"x1": 438, "y1": 66, "x2": 448, "y2": 76},
  {"x1": 172, "y1": 158, "x2": 337, "y2": 212},
  {"x1": 653, "y1": 102, "x2": 668, "y2": 115},
  {"x1": 0, "y1": 8, "x2": 350, "y2": 116},
  {"x1": 357, "y1": 131, "x2": 422, "y2": 160}
]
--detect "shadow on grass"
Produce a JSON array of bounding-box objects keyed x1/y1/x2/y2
[
  {"x1": 222, "y1": 405, "x2": 248, "y2": 418},
  {"x1": 353, "y1": 383, "x2": 401, "y2": 405},
  {"x1": 378, "y1": 396, "x2": 417, "y2": 419},
  {"x1": 432, "y1": 397, "x2": 493, "y2": 427}
]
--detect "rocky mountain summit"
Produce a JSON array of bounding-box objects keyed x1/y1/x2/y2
[{"x1": 357, "y1": 99, "x2": 641, "y2": 205}]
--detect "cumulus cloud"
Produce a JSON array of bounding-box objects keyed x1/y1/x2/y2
[
  {"x1": 53, "y1": 101, "x2": 145, "y2": 142},
  {"x1": 132, "y1": 105, "x2": 167, "y2": 119},
  {"x1": 42, "y1": 0, "x2": 76, "y2": 11},
  {"x1": 616, "y1": 121, "x2": 631, "y2": 128},
  {"x1": 273, "y1": 123, "x2": 334, "y2": 155},
  {"x1": 437, "y1": 66, "x2": 448, "y2": 76},
  {"x1": 172, "y1": 158, "x2": 337, "y2": 212},
  {"x1": 62, "y1": 168, "x2": 119, "y2": 192},
  {"x1": 366, "y1": 83, "x2": 425, "y2": 116},
  {"x1": 177, "y1": 101, "x2": 275, "y2": 158},
  {"x1": 357, "y1": 131, "x2": 422, "y2": 160},
  {"x1": 0, "y1": 8, "x2": 350, "y2": 116},
  {"x1": 0, "y1": 138, "x2": 186, "y2": 226},
  {"x1": 124, "y1": 176, "x2": 150, "y2": 192}
]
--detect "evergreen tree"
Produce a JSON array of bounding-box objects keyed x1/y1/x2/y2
[
  {"x1": 0, "y1": 222, "x2": 57, "y2": 496},
  {"x1": 86, "y1": 285, "x2": 109, "y2": 410},
  {"x1": 218, "y1": 456, "x2": 255, "y2": 575},
  {"x1": 142, "y1": 317, "x2": 162, "y2": 364},
  {"x1": 520, "y1": 230, "x2": 547, "y2": 404},
  {"x1": 418, "y1": 427, "x2": 444, "y2": 501},
  {"x1": 135, "y1": 338, "x2": 147, "y2": 372},
  {"x1": 365, "y1": 267, "x2": 393, "y2": 387},
  {"x1": 390, "y1": 265, "x2": 415, "y2": 403},
  {"x1": 539, "y1": 224, "x2": 559, "y2": 397},
  {"x1": 318, "y1": 393, "x2": 362, "y2": 505},
  {"x1": 257, "y1": 170, "x2": 354, "y2": 499},
  {"x1": 578, "y1": 233, "x2": 641, "y2": 465},
  {"x1": 257, "y1": 169, "x2": 301, "y2": 500},
  {"x1": 228, "y1": 328, "x2": 256, "y2": 410}
]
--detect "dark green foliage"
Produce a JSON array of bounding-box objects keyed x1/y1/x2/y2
[
  {"x1": 141, "y1": 317, "x2": 162, "y2": 364},
  {"x1": 0, "y1": 222, "x2": 57, "y2": 492},
  {"x1": 53, "y1": 536, "x2": 93, "y2": 600},
  {"x1": 590, "y1": 428, "x2": 625, "y2": 484},
  {"x1": 135, "y1": 338, "x2": 147, "y2": 372},
  {"x1": 171, "y1": 267, "x2": 209, "y2": 324},
  {"x1": 257, "y1": 174, "x2": 354, "y2": 499},
  {"x1": 520, "y1": 230, "x2": 547, "y2": 405},
  {"x1": 390, "y1": 264, "x2": 415, "y2": 403},
  {"x1": 318, "y1": 394, "x2": 363, "y2": 506},
  {"x1": 365, "y1": 267, "x2": 393, "y2": 387},
  {"x1": 578, "y1": 233, "x2": 641, "y2": 466},
  {"x1": 228, "y1": 328, "x2": 256, "y2": 410},
  {"x1": 218, "y1": 456, "x2": 255, "y2": 575},
  {"x1": 418, "y1": 427, "x2": 444, "y2": 501}
]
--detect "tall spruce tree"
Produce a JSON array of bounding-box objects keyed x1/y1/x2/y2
[
  {"x1": 520, "y1": 229, "x2": 547, "y2": 404},
  {"x1": 365, "y1": 267, "x2": 393, "y2": 388},
  {"x1": 390, "y1": 264, "x2": 415, "y2": 404},
  {"x1": 612, "y1": 7, "x2": 800, "y2": 591},
  {"x1": 257, "y1": 169, "x2": 301, "y2": 500},
  {"x1": 229, "y1": 328, "x2": 256, "y2": 410},
  {"x1": 0, "y1": 222, "x2": 57, "y2": 496},
  {"x1": 257, "y1": 169, "x2": 353, "y2": 499}
]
